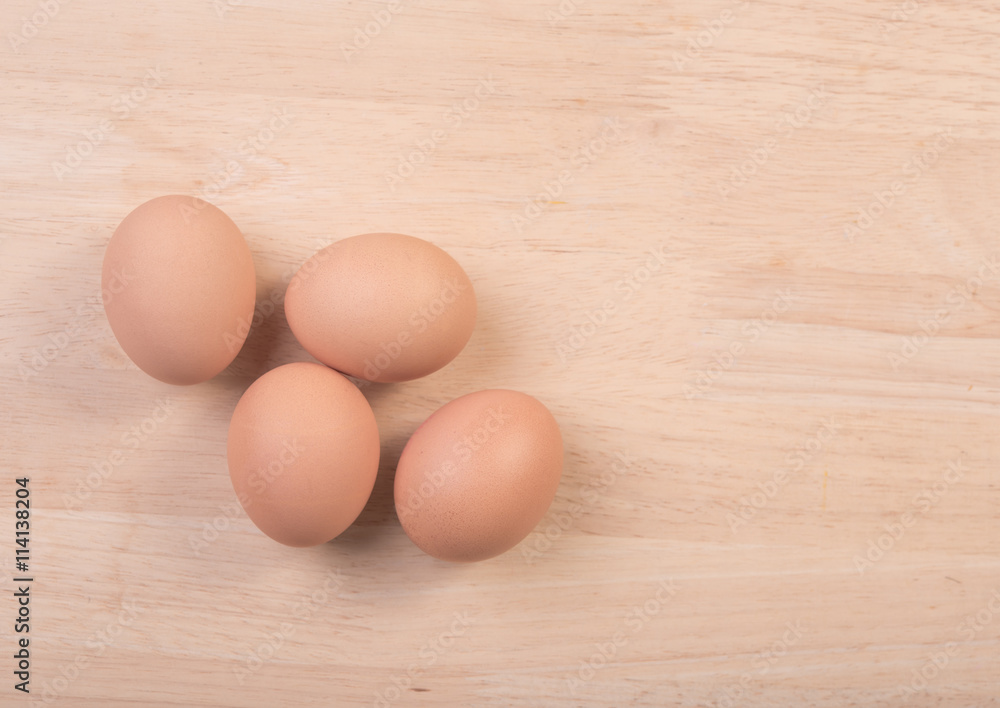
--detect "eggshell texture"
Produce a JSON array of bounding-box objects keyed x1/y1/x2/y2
[
  {"x1": 394, "y1": 390, "x2": 563, "y2": 562},
  {"x1": 227, "y1": 362, "x2": 380, "y2": 547},
  {"x1": 284, "y1": 233, "x2": 476, "y2": 383},
  {"x1": 102, "y1": 195, "x2": 256, "y2": 385}
]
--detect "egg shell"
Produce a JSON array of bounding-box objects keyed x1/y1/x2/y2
[
  {"x1": 394, "y1": 389, "x2": 564, "y2": 562},
  {"x1": 102, "y1": 195, "x2": 256, "y2": 385},
  {"x1": 227, "y1": 362, "x2": 380, "y2": 547},
  {"x1": 284, "y1": 233, "x2": 476, "y2": 383}
]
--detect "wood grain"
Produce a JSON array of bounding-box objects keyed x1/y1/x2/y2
[{"x1": 2, "y1": 0, "x2": 999, "y2": 706}]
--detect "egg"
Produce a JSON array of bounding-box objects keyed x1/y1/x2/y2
[
  {"x1": 394, "y1": 390, "x2": 563, "y2": 562},
  {"x1": 227, "y1": 362, "x2": 380, "y2": 547},
  {"x1": 102, "y1": 195, "x2": 256, "y2": 385},
  {"x1": 284, "y1": 233, "x2": 476, "y2": 383}
]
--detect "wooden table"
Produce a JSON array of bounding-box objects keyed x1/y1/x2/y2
[{"x1": 2, "y1": 1, "x2": 998, "y2": 706}]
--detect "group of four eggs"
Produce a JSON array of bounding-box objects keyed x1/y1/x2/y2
[{"x1": 101, "y1": 195, "x2": 564, "y2": 562}]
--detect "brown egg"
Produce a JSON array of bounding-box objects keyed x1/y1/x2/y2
[
  {"x1": 102, "y1": 195, "x2": 256, "y2": 385},
  {"x1": 227, "y1": 362, "x2": 380, "y2": 547},
  {"x1": 394, "y1": 390, "x2": 563, "y2": 562},
  {"x1": 284, "y1": 233, "x2": 476, "y2": 383}
]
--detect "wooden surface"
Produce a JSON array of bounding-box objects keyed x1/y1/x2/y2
[{"x1": 2, "y1": 1, "x2": 999, "y2": 706}]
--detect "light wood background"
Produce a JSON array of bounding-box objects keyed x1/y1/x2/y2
[{"x1": 2, "y1": 1, "x2": 999, "y2": 706}]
